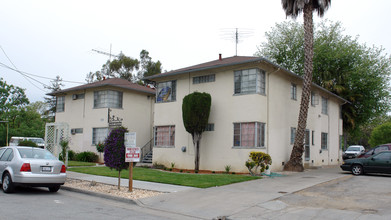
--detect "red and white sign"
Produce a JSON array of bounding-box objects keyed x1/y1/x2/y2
[{"x1": 125, "y1": 147, "x2": 140, "y2": 162}]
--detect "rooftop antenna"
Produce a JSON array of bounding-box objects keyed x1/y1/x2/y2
[
  {"x1": 220, "y1": 28, "x2": 254, "y2": 56},
  {"x1": 92, "y1": 44, "x2": 120, "y2": 60}
]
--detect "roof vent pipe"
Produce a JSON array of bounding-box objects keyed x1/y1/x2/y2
[{"x1": 219, "y1": 54, "x2": 222, "y2": 61}]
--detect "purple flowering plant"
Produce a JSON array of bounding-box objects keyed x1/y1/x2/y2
[{"x1": 104, "y1": 126, "x2": 129, "y2": 171}]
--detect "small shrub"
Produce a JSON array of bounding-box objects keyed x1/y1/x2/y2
[
  {"x1": 96, "y1": 142, "x2": 105, "y2": 153},
  {"x1": 224, "y1": 165, "x2": 231, "y2": 174},
  {"x1": 180, "y1": 169, "x2": 183, "y2": 173},
  {"x1": 76, "y1": 151, "x2": 99, "y2": 162},
  {"x1": 195, "y1": 170, "x2": 199, "y2": 173},
  {"x1": 170, "y1": 162, "x2": 175, "y2": 169},
  {"x1": 18, "y1": 140, "x2": 38, "y2": 147},
  {"x1": 152, "y1": 162, "x2": 166, "y2": 170},
  {"x1": 246, "y1": 151, "x2": 272, "y2": 176},
  {"x1": 212, "y1": 171, "x2": 215, "y2": 173},
  {"x1": 68, "y1": 150, "x2": 76, "y2": 161}
]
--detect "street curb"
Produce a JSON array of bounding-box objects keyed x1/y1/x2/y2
[{"x1": 61, "y1": 186, "x2": 138, "y2": 205}]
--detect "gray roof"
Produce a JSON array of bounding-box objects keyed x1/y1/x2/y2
[
  {"x1": 144, "y1": 55, "x2": 348, "y2": 104},
  {"x1": 47, "y1": 78, "x2": 155, "y2": 96}
]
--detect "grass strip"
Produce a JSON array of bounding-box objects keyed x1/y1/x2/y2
[{"x1": 68, "y1": 166, "x2": 260, "y2": 188}]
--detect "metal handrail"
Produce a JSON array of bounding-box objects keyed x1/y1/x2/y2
[{"x1": 140, "y1": 138, "x2": 153, "y2": 160}]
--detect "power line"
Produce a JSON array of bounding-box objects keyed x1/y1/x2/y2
[
  {"x1": 0, "y1": 46, "x2": 47, "y2": 92},
  {"x1": 0, "y1": 45, "x2": 85, "y2": 86}
]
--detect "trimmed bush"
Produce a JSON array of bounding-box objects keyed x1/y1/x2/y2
[
  {"x1": 76, "y1": 151, "x2": 99, "y2": 162},
  {"x1": 18, "y1": 140, "x2": 38, "y2": 147}
]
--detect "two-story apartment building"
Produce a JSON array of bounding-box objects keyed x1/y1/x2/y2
[
  {"x1": 144, "y1": 55, "x2": 346, "y2": 172},
  {"x1": 48, "y1": 78, "x2": 155, "y2": 156}
]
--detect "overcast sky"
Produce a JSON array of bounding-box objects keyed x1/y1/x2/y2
[{"x1": 1, "y1": 0, "x2": 390, "y2": 103}]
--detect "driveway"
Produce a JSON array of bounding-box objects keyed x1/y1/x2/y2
[{"x1": 231, "y1": 173, "x2": 391, "y2": 219}]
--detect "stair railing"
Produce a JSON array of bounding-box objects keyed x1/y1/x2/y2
[{"x1": 140, "y1": 138, "x2": 154, "y2": 162}]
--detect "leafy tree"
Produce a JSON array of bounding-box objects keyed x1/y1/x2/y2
[
  {"x1": 256, "y1": 20, "x2": 391, "y2": 147},
  {"x1": 104, "y1": 126, "x2": 129, "y2": 189},
  {"x1": 281, "y1": 0, "x2": 331, "y2": 172},
  {"x1": 138, "y1": 50, "x2": 162, "y2": 80},
  {"x1": 369, "y1": 122, "x2": 391, "y2": 147},
  {"x1": 0, "y1": 78, "x2": 29, "y2": 145},
  {"x1": 44, "y1": 75, "x2": 64, "y2": 121},
  {"x1": 182, "y1": 92, "x2": 211, "y2": 172},
  {"x1": 86, "y1": 50, "x2": 162, "y2": 84}
]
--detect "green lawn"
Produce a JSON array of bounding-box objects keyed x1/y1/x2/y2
[
  {"x1": 68, "y1": 166, "x2": 260, "y2": 188},
  {"x1": 67, "y1": 161, "x2": 97, "y2": 167}
]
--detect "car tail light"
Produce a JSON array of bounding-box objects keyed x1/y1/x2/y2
[
  {"x1": 60, "y1": 165, "x2": 66, "y2": 173},
  {"x1": 20, "y1": 163, "x2": 31, "y2": 172}
]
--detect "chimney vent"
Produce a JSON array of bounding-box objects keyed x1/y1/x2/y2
[{"x1": 219, "y1": 54, "x2": 222, "y2": 61}]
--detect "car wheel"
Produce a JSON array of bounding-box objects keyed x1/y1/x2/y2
[
  {"x1": 48, "y1": 185, "x2": 61, "y2": 192},
  {"x1": 2, "y1": 173, "x2": 15, "y2": 193},
  {"x1": 351, "y1": 164, "x2": 363, "y2": 175}
]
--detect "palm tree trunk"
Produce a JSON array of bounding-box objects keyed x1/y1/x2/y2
[{"x1": 284, "y1": 3, "x2": 314, "y2": 172}]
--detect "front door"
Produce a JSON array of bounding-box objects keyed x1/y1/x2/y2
[{"x1": 305, "y1": 130, "x2": 310, "y2": 161}]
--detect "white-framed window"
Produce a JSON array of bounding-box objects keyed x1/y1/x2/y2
[
  {"x1": 56, "y1": 96, "x2": 65, "y2": 112},
  {"x1": 156, "y1": 81, "x2": 176, "y2": 103},
  {"x1": 234, "y1": 68, "x2": 265, "y2": 95},
  {"x1": 290, "y1": 127, "x2": 296, "y2": 144},
  {"x1": 193, "y1": 74, "x2": 215, "y2": 84},
  {"x1": 71, "y1": 128, "x2": 83, "y2": 135},
  {"x1": 233, "y1": 122, "x2": 265, "y2": 148},
  {"x1": 154, "y1": 125, "x2": 175, "y2": 147},
  {"x1": 321, "y1": 97, "x2": 328, "y2": 114},
  {"x1": 92, "y1": 127, "x2": 110, "y2": 145},
  {"x1": 94, "y1": 90, "x2": 123, "y2": 108},
  {"x1": 205, "y1": 123, "x2": 214, "y2": 131},
  {"x1": 321, "y1": 132, "x2": 328, "y2": 150},
  {"x1": 72, "y1": 93, "x2": 85, "y2": 100},
  {"x1": 311, "y1": 91, "x2": 318, "y2": 106},
  {"x1": 291, "y1": 83, "x2": 297, "y2": 100}
]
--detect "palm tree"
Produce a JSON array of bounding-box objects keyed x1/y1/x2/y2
[{"x1": 282, "y1": 0, "x2": 331, "y2": 171}]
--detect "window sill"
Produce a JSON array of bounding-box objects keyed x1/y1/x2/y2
[
  {"x1": 233, "y1": 93, "x2": 266, "y2": 97},
  {"x1": 156, "y1": 100, "x2": 176, "y2": 104},
  {"x1": 154, "y1": 146, "x2": 175, "y2": 148},
  {"x1": 232, "y1": 146, "x2": 266, "y2": 149}
]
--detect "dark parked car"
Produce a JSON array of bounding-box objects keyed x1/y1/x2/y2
[
  {"x1": 357, "y1": 144, "x2": 391, "y2": 158},
  {"x1": 340, "y1": 151, "x2": 391, "y2": 175}
]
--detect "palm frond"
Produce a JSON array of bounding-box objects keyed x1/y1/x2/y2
[{"x1": 281, "y1": 0, "x2": 331, "y2": 18}]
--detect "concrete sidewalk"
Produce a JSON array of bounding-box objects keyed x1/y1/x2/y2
[{"x1": 66, "y1": 166, "x2": 349, "y2": 219}]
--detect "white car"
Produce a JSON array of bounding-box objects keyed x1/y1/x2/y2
[
  {"x1": 0, "y1": 146, "x2": 66, "y2": 193},
  {"x1": 343, "y1": 145, "x2": 365, "y2": 160}
]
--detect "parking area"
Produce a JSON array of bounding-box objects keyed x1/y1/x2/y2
[{"x1": 275, "y1": 173, "x2": 391, "y2": 217}]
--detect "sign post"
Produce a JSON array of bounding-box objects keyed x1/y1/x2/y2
[{"x1": 125, "y1": 132, "x2": 139, "y2": 192}]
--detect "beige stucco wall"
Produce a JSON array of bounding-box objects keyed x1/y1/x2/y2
[
  {"x1": 55, "y1": 86, "x2": 154, "y2": 157},
  {"x1": 153, "y1": 63, "x2": 344, "y2": 173}
]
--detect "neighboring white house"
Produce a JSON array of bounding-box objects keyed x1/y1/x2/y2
[
  {"x1": 47, "y1": 78, "x2": 155, "y2": 157},
  {"x1": 144, "y1": 55, "x2": 347, "y2": 172}
]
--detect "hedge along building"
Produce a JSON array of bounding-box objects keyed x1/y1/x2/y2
[
  {"x1": 144, "y1": 55, "x2": 347, "y2": 172},
  {"x1": 47, "y1": 78, "x2": 155, "y2": 161}
]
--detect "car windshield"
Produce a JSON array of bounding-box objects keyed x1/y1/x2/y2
[
  {"x1": 18, "y1": 148, "x2": 57, "y2": 160},
  {"x1": 347, "y1": 147, "x2": 360, "y2": 151}
]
